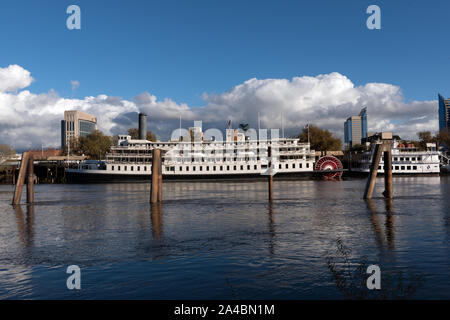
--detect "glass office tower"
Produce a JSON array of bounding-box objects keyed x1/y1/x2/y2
[
  {"x1": 439, "y1": 94, "x2": 450, "y2": 132},
  {"x1": 344, "y1": 107, "x2": 368, "y2": 149}
]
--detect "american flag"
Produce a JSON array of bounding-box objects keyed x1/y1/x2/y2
[
  {"x1": 304, "y1": 124, "x2": 309, "y2": 129},
  {"x1": 226, "y1": 120, "x2": 231, "y2": 129}
]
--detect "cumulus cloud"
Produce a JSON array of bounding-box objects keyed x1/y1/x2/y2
[
  {"x1": 0, "y1": 65, "x2": 34, "y2": 92},
  {"x1": 0, "y1": 65, "x2": 439, "y2": 151}
]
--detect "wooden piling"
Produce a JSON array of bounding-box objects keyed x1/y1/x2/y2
[
  {"x1": 12, "y1": 152, "x2": 30, "y2": 205},
  {"x1": 150, "y1": 149, "x2": 161, "y2": 203},
  {"x1": 382, "y1": 144, "x2": 393, "y2": 199},
  {"x1": 363, "y1": 143, "x2": 383, "y2": 199},
  {"x1": 158, "y1": 152, "x2": 163, "y2": 202},
  {"x1": 26, "y1": 155, "x2": 34, "y2": 204},
  {"x1": 268, "y1": 146, "x2": 274, "y2": 202}
]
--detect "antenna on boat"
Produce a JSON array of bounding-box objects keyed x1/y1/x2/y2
[{"x1": 281, "y1": 112, "x2": 284, "y2": 139}]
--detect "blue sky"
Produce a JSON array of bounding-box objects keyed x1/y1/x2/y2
[
  {"x1": 1, "y1": 0, "x2": 448, "y2": 104},
  {"x1": 0, "y1": 0, "x2": 449, "y2": 149}
]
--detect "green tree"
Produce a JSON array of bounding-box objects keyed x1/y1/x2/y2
[
  {"x1": 298, "y1": 125, "x2": 342, "y2": 151},
  {"x1": 71, "y1": 130, "x2": 114, "y2": 159},
  {"x1": 417, "y1": 131, "x2": 438, "y2": 150},
  {"x1": 0, "y1": 144, "x2": 16, "y2": 156},
  {"x1": 127, "y1": 128, "x2": 156, "y2": 141}
]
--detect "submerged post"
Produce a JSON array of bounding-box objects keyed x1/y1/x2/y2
[
  {"x1": 12, "y1": 152, "x2": 30, "y2": 205},
  {"x1": 150, "y1": 149, "x2": 161, "y2": 204},
  {"x1": 383, "y1": 143, "x2": 393, "y2": 199},
  {"x1": 268, "y1": 146, "x2": 274, "y2": 202},
  {"x1": 26, "y1": 155, "x2": 34, "y2": 204},
  {"x1": 363, "y1": 143, "x2": 383, "y2": 199}
]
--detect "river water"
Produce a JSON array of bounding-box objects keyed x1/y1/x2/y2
[{"x1": 0, "y1": 176, "x2": 449, "y2": 299}]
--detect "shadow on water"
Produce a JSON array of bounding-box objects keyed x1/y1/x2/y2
[{"x1": 326, "y1": 199, "x2": 424, "y2": 299}]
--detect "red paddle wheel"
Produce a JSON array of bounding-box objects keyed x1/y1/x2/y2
[{"x1": 315, "y1": 156, "x2": 343, "y2": 180}]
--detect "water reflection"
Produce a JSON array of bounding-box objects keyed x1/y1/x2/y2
[
  {"x1": 267, "y1": 202, "x2": 275, "y2": 255},
  {"x1": 150, "y1": 203, "x2": 163, "y2": 240},
  {"x1": 13, "y1": 205, "x2": 34, "y2": 248},
  {"x1": 364, "y1": 199, "x2": 395, "y2": 251},
  {"x1": 0, "y1": 177, "x2": 448, "y2": 299}
]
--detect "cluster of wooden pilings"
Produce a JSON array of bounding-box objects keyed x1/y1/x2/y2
[
  {"x1": 12, "y1": 152, "x2": 34, "y2": 205},
  {"x1": 363, "y1": 141, "x2": 393, "y2": 199}
]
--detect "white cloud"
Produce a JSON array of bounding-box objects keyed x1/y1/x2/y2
[
  {"x1": 0, "y1": 65, "x2": 439, "y2": 150},
  {"x1": 0, "y1": 65, "x2": 34, "y2": 92},
  {"x1": 70, "y1": 80, "x2": 80, "y2": 91}
]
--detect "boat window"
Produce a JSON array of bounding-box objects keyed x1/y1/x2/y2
[
  {"x1": 407, "y1": 166, "x2": 411, "y2": 170},
  {"x1": 254, "y1": 165, "x2": 257, "y2": 170},
  {"x1": 118, "y1": 166, "x2": 120, "y2": 171},
  {"x1": 306, "y1": 163, "x2": 309, "y2": 168},
  {"x1": 240, "y1": 165, "x2": 243, "y2": 170},
  {"x1": 400, "y1": 157, "x2": 404, "y2": 161},
  {"x1": 412, "y1": 157, "x2": 416, "y2": 161},
  {"x1": 300, "y1": 163, "x2": 302, "y2": 168},
  {"x1": 206, "y1": 166, "x2": 209, "y2": 171},
  {"x1": 293, "y1": 163, "x2": 295, "y2": 169},
  {"x1": 233, "y1": 165, "x2": 236, "y2": 170},
  {"x1": 131, "y1": 166, "x2": 134, "y2": 171},
  {"x1": 220, "y1": 166, "x2": 223, "y2": 170},
  {"x1": 144, "y1": 166, "x2": 147, "y2": 171},
  {"x1": 413, "y1": 166, "x2": 417, "y2": 170},
  {"x1": 247, "y1": 165, "x2": 250, "y2": 170},
  {"x1": 112, "y1": 166, "x2": 114, "y2": 171},
  {"x1": 124, "y1": 166, "x2": 127, "y2": 171},
  {"x1": 193, "y1": 166, "x2": 196, "y2": 171},
  {"x1": 395, "y1": 166, "x2": 399, "y2": 170},
  {"x1": 213, "y1": 166, "x2": 216, "y2": 171},
  {"x1": 394, "y1": 157, "x2": 398, "y2": 161},
  {"x1": 401, "y1": 166, "x2": 405, "y2": 170},
  {"x1": 200, "y1": 166, "x2": 203, "y2": 171},
  {"x1": 279, "y1": 164, "x2": 282, "y2": 169},
  {"x1": 137, "y1": 166, "x2": 140, "y2": 171},
  {"x1": 186, "y1": 166, "x2": 189, "y2": 171},
  {"x1": 179, "y1": 166, "x2": 182, "y2": 171},
  {"x1": 286, "y1": 164, "x2": 289, "y2": 169}
]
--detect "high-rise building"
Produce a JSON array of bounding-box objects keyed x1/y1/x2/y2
[
  {"x1": 61, "y1": 110, "x2": 98, "y2": 149},
  {"x1": 438, "y1": 94, "x2": 450, "y2": 132},
  {"x1": 344, "y1": 107, "x2": 367, "y2": 149}
]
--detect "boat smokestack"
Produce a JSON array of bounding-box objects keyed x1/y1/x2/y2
[{"x1": 139, "y1": 113, "x2": 147, "y2": 140}]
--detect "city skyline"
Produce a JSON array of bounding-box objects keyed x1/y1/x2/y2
[{"x1": 0, "y1": 0, "x2": 448, "y2": 150}]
